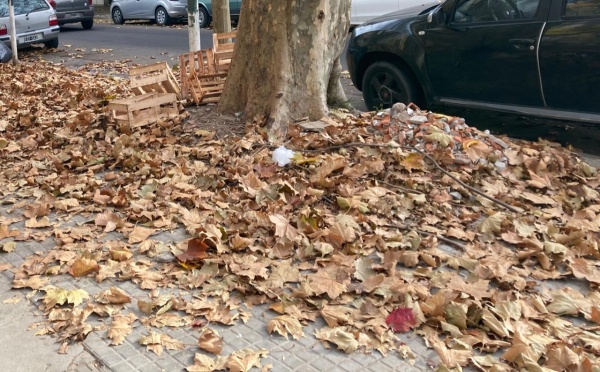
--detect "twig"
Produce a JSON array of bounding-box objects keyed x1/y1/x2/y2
[
  {"x1": 380, "y1": 224, "x2": 467, "y2": 251},
  {"x1": 300, "y1": 142, "x2": 396, "y2": 153},
  {"x1": 407, "y1": 146, "x2": 523, "y2": 213}
]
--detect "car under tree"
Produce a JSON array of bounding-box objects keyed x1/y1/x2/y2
[{"x1": 346, "y1": 0, "x2": 600, "y2": 123}]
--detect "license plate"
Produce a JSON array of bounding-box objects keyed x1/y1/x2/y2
[
  {"x1": 65, "y1": 13, "x2": 82, "y2": 18},
  {"x1": 18, "y1": 33, "x2": 42, "y2": 44}
]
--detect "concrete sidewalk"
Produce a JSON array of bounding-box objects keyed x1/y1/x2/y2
[{"x1": 0, "y1": 205, "x2": 435, "y2": 372}]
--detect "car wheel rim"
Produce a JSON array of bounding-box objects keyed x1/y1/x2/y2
[
  {"x1": 114, "y1": 10, "x2": 122, "y2": 23},
  {"x1": 157, "y1": 10, "x2": 165, "y2": 24},
  {"x1": 371, "y1": 72, "x2": 403, "y2": 106},
  {"x1": 199, "y1": 13, "x2": 205, "y2": 25}
]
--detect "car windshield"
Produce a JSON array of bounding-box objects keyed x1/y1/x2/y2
[{"x1": 0, "y1": 0, "x2": 50, "y2": 18}]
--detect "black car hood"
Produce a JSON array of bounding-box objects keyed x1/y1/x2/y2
[{"x1": 360, "y1": 1, "x2": 442, "y2": 27}]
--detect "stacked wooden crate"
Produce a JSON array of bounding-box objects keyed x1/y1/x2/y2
[
  {"x1": 108, "y1": 62, "x2": 182, "y2": 127},
  {"x1": 179, "y1": 31, "x2": 237, "y2": 105}
]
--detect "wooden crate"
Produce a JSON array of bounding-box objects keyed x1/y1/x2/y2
[
  {"x1": 179, "y1": 49, "x2": 228, "y2": 105},
  {"x1": 108, "y1": 93, "x2": 179, "y2": 127},
  {"x1": 212, "y1": 31, "x2": 236, "y2": 73},
  {"x1": 129, "y1": 62, "x2": 181, "y2": 100}
]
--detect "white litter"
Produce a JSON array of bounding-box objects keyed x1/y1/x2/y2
[{"x1": 272, "y1": 146, "x2": 295, "y2": 167}]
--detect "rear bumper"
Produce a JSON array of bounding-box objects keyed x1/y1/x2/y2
[
  {"x1": 0, "y1": 27, "x2": 60, "y2": 49},
  {"x1": 56, "y1": 8, "x2": 94, "y2": 24},
  {"x1": 168, "y1": 5, "x2": 188, "y2": 18}
]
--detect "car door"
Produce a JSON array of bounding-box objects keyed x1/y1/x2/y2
[
  {"x1": 352, "y1": 0, "x2": 400, "y2": 24},
  {"x1": 138, "y1": 0, "x2": 157, "y2": 19},
  {"x1": 118, "y1": 0, "x2": 140, "y2": 19},
  {"x1": 425, "y1": 0, "x2": 548, "y2": 107},
  {"x1": 229, "y1": 0, "x2": 241, "y2": 16},
  {"x1": 538, "y1": 0, "x2": 600, "y2": 113}
]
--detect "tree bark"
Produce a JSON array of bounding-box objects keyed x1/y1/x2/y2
[
  {"x1": 212, "y1": 0, "x2": 232, "y2": 35},
  {"x1": 217, "y1": 0, "x2": 351, "y2": 140},
  {"x1": 187, "y1": 0, "x2": 201, "y2": 52}
]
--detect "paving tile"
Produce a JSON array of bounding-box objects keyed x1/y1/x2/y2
[
  {"x1": 155, "y1": 355, "x2": 184, "y2": 371},
  {"x1": 110, "y1": 361, "x2": 136, "y2": 372},
  {"x1": 126, "y1": 362, "x2": 164, "y2": 372},
  {"x1": 96, "y1": 349, "x2": 126, "y2": 368}
]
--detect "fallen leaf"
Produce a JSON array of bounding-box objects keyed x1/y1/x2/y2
[
  {"x1": 177, "y1": 238, "x2": 210, "y2": 263},
  {"x1": 108, "y1": 313, "x2": 137, "y2": 345},
  {"x1": 1, "y1": 241, "x2": 16, "y2": 253},
  {"x1": 386, "y1": 307, "x2": 416, "y2": 333},
  {"x1": 69, "y1": 256, "x2": 99, "y2": 277},
  {"x1": 267, "y1": 315, "x2": 304, "y2": 340},
  {"x1": 225, "y1": 348, "x2": 268, "y2": 372},
  {"x1": 269, "y1": 214, "x2": 298, "y2": 241},
  {"x1": 42, "y1": 287, "x2": 89, "y2": 308},
  {"x1": 314, "y1": 327, "x2": 359, "y2": 354},
  {"x1": 198, "y1": 328, "x2": 223, "y2": 354}
]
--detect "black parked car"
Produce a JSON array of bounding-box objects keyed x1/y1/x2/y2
[{"x1": 346, "y1": 0, "x2": 600, "y2": 123}]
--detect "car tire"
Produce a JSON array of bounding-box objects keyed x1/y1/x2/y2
[
  {"x1": 112, "y1": 7, "x2": 125, "y2": 25},
  {"x1": 44, "y1": 38, "x2": 59, "y2": 49},
  {"x1": 362, "y1": 61, "x2": 420, "y2": 111},
  {"x1": 81, "y1": 19, "x2": 93, "y2": 30},
  {"x1": 198, "y1": 6, "x2": 210, "y2": 28},
  {"x1": 155, "y1": 7, "x2": 171, "y2": 26}
]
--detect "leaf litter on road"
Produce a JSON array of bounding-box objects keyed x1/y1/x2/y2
[{"x1": 1, "y1": 60, "x2": 599, "y2": 370}]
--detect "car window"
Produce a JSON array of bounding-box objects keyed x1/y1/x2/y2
[
  {"x1": 0, "y1": 0, "x2": 50, "y2": 18},
  {"x1": 453, "y1": 0, "x2": 540, "y2": 23},
  {"x1": 565, "y1": 0, "x2": 600, "y2": 17}
]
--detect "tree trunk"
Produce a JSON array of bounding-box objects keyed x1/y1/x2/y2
[
  {"x1": 187, "y1": 0, "x2": 201, "y2": 52},
  {"x1": 217, "y1": 0, "x2": 351, "y2": 139},
  {"x1": 212, "y1": 0, "x2": 231, "y2": 35},
  {"x1": 8, "y1": 0, "x2": 18, "y2": 64}
]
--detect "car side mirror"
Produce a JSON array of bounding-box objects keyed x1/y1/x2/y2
[{"x1": 427, "y1": 7, "x2": 446, "y2": 26}]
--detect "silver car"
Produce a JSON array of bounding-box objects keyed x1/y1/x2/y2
[
  {"x1": 54, "y1": 0, "x2": 94, "y2": 29},
  {"x1": 110, "y1": 0, "x2": 187, "y2": 26},
  {"x1": 0, "y1": 0, "x2": 60, "y2": 49}
]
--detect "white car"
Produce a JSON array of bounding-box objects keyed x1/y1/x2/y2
[
  {"x1": 351, "y1": 0, "x2": 443, "y2": 25},
  {"x1": 0, "y1": 0, "x2": 60, "y2": 49}
]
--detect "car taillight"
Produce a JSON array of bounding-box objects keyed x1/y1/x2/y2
[
  {"x1": 88, "y1": 0, "x2": 92, "y2": 5},
  {"x1": 49, "y1": 0, "x2": 57, "y2": 8},
  {"x1": 49, "y1": 14, "x2": 58, "y2": 27},
  {"x1": 0, "y1": 24, "x2": 6, "y2": 36}
]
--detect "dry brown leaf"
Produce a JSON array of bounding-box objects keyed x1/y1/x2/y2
[
  {"x1": 12, "y1": 275, "x2": 49, "y2": 290},
  {"x1": 269, "y1": 214, "x2": 298, "y2": 241},
  {"x1": 128, "y1": 226, "x2": 155, "y2": 244},
  {"x1": 225, "y1": 348, "x2": 268, "y2": 372},
  {"x1": 69, "y1": 257, "x2": 99, "y2": 277},
  {"x1": 110, "y1": 247, "x2": 133, "y2": 262},
  {"x1": 0, "y1": 225, "x2": 20, "y2": 240},
  {"x1": 96, "y1": 287, "x2": 131, "y2": 305},
  {"x1": 198, "y1": 328, "x2": 223, "y2": 354},
  {"x1": 177, "y1": 238, "x2": 210, "y2": 263},
  {"x1": 108, "y1": 313, "x2": 137, "y2": 345},
  {"x1": 314, "y1": 327, "x2": 359, "y2": 354},
  {"x1": 267, "y1": 315, "x2": 304, "y2": 340},
  {"x1": 25, "y1": 217, "x2": 51, "y2": 228},
  {"x1": 1, "y1": 241, "x2": 16, "y2": 253}
]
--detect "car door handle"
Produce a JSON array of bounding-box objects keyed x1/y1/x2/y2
[
  {"x1": 509, "y1": 38, "x2": 536, "y2": 50},
  {"x1": 510, "y1": 38, "x2": 535, "y2": 45}
]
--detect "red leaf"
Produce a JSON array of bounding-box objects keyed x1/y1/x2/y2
[
  {"x1": 176, "y1": 238, "x2": 210, "y2": 263},
  {"x1": 386, "y1": 307, "x2": 416, "y2": 333}
]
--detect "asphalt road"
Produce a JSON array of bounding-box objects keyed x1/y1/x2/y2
[{"x1": 38, "y1": 20, "x2": 600, "y2": 156}]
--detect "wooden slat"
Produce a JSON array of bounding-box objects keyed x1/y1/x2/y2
[
  {"x1": 129, "y1": 62, "x2": 169, "y2": 75},
  {"x1": 109, "y1": 92, "x2": 179, "y2": 127},
  {"x1": 128, "y1": 62, "x2": 181, "y2": 100}
]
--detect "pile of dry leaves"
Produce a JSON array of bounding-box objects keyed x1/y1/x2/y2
[{"x1": 1, "y1": 60, "x2": 599, "y2": 371}]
